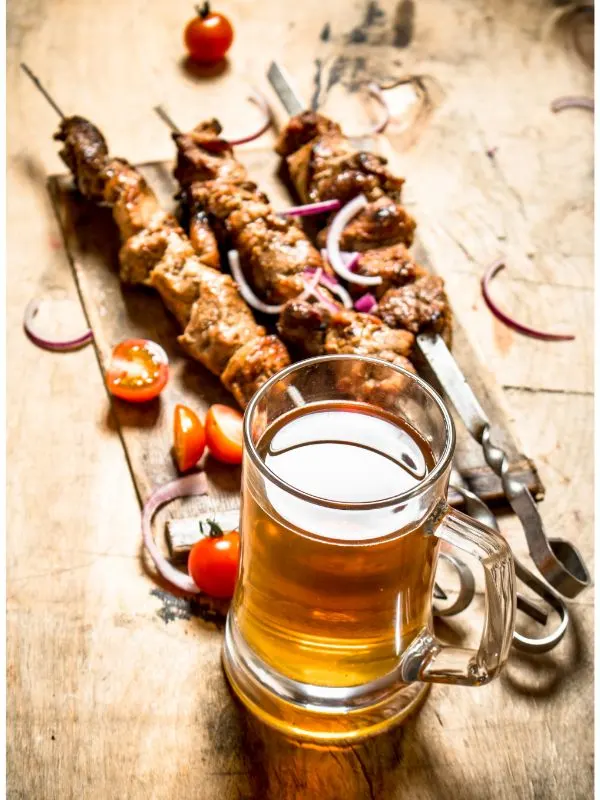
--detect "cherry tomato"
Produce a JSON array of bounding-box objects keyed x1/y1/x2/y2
[
  {"x1": 184, "y1": 3, "x2": 234, "y2": 64},
  {"x1": 173, "y1": 404, "x2": 206, "y2": 471},
  {"x1": 205, "y1": 404, "x2": 244, "y2": 464},
  {"x1": 106, "y1": 339, "x2": 169, "y2": 403},
  {"x1": 188, "y1": 531, "x2": 240, "y2": 598}
]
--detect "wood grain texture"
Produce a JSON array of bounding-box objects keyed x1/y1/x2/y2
[{"x1": 7, "y1": 0, "x2": 593, "y2": 798}]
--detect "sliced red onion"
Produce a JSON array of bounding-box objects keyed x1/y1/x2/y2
[
  {"x1": 354, "y1": 292, "x2": 378, "y2": 313},
  {"x1": 481, "y1": 260, "x2": 575, "y2": 341},
  {"x1": 23, "y1": 297, "x2": 93, "y2": 352},
  {"x1": 320, "y1": 248, "x2": 356, "y2": 270},
  {"x1": 279, "y1": 199, "x2": 341, "y2": 217},
  {"x1": 226, "y1": 89, "x2": 273, "y2": 146},
  {"x1": 229, "y1": 250, "x2": 322, "y2": 314},
  {"x1": 312, "y1": 288, "x2": 340, "y2": 313},
  {"x1": 550, "y1": 96, "x2": 594, "y2": 113},
  {"x1": 326, "y1": 195, "x2": 382, "y2": 287},
  {"x1": 304, "y1": 267, "x2": 353, "y2": 309},
  {"x1": 142, "y1": 473, "x2": 209, "y2": 594}
]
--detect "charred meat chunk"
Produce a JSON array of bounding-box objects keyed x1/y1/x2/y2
[
  {"x1": 377, "y1": 276, "x2": 452, "y2": 346},
  {"x1": 288, "y1": 134, "x2": 404, "y2": 205},
  {"x1": 354, "y1": 244, "x2": 427, "y2": 297},
  {"x1": 54, "y1": 116, "x2": 109, "y2": 201},
  {"x1": 221, "y1": 335, "x2": 291, "y2": 407},
  {"x1": 318, "y1": 198, "x2": 416, "y2": 252},
  {"x1": 119, "y1": 213, "x2": 189, "y2": 286},
  {"x1": 277, "y1": 298, "x2": 333, "y2": 358},
  {"x1": 178, "y1": 271, "x2": 265, "y2": 376},
  {"x1": 233, "y1": 214, "x2": 323, "y2": 304},
  {"x1": 324, "y1": 309, "x2": 415, "y2": 365},
  {"x1": 102, "y1": 159, "x2": 163, "y2": 242},
  {"x1": 173, "y1": 120, "x2": 248, "y2": 189},
  {"x1": 275, "y1": 111, "x2": 343, "y2": 157}
]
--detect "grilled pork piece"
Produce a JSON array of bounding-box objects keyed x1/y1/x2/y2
[
  {"x1": 221, "y1": 335, "x2": 291, "y2": 407},
  {"x1": 54, "y1": 116, "x2": 110, "y2": 201},
  {"x1": 275, "y1": 111, "x2": 342, "y2": 157},
  {"x1": 377, "y1": 276, "x2": 453, "y2": 347},
  {"x1": 286, "y1": 133, "x2": 404, "y2": 205},
  {"x1": 173, "y1": 119, "x2": 248, "y2": 189},
  {"x1": 277, "y1": 298, "x2": 414, "y2": 369},
  {"x1": 353, "y1": 244, "x2": 427, "y2": 297},
  {"x1": 317, "y1": 197, "x2": 416, "y2": 252},
  {"x1": 53, "y1": 115, "x2": 290, "y2": 406},
  {"x1": 119, "y1": 213, "x2": 191, "y2": 286},
  {"x1": 178, "y1": 270, "x2": 265, "y2": 376},
  {"x1": 233, "y1": 213, "x2": 323, "y2": 303}
]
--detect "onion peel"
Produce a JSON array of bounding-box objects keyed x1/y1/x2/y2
[
  {"x1": 226, "y1": 89, "x2": 273, "y2": 146},
  {"x1": 229, "y1": 250, "x2": 322, "y2": 314},
  {"x1": 141, "y1": 473, "x2": 209, "y2": 594},
  {"x1": 481, "y1": 260, "x2": 575, "y2": 342},
  {"x1": 23, "y1": 297, "x2": 94, "y2": 352},
  {"x1": 326, "y1": 195, "x2": 382, "y2": 287},
  {"x1": 550, "y1": 96, "x2": 594, "y2": 113}
]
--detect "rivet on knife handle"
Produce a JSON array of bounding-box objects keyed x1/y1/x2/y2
[{"x1": 417, "y1": 331, "x2": 590, "y2": 598}]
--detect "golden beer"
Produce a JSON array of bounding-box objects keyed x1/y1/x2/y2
[{"x1": 234, "y1": 401, "x2": 438, "y2": 687}]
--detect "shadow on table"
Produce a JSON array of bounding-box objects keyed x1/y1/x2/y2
[
  {"x1": 228, "y1": 690, "x2": 480, "y2": 800},
  {"x1": 501, "y1": 604, "x2": 587, "y2": 698}
]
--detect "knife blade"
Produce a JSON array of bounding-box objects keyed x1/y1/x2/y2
[{"x1": 267, "y1": 62, "x2": 305, "y2": 116}]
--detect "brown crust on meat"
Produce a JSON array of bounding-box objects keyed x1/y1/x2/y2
[
  {"x1": 377, "y1": 276, "x2": 453, "y2": 347},
  {"x1": 221, "y1": 335, "x2": 291, "y2": 407},
  {"x1": 53, "y1": 116, "x2": 110, "y2": 200}
]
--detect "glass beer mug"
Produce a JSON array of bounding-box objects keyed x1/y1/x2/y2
[{"x1": 223, "y1": 355, "x2": 516, "y2": 741}]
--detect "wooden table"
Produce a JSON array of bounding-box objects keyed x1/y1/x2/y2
[{"x1": 7, "y1": 0, "x2": 594, "y2": 797}]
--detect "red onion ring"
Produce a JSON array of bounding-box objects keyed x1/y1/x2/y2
[
  {"x1": 550, "y1": 96, "x2": 594, "y2": 113},
  {"x1": 142, "y1": 473, "x2": 209, "y2": 594},
  {"x1": 326, "y1": 195, "x2": 382, "y2": 287},
  {"x1": 279, "y1": 199, "x2": 341, "y2": 217},
  {"x1": 311, "y1": 288, "x2": 340, "y2": 314},
  {"x1": 304, "y1": 267, "x2": 353, "y2": 309},
  {"x1": 354, "y1": 293, "x2": 378, "y2": 314},
  {"x1": 226, "y1": 89, "x2": 273, "y2": 146},
  {"x1": 23, "y1": 297, "x2": 94, "y2": 351},
  {"x1": 229, "y1": 250, "x2": 322, "y2": 314},
  {"x1": 481, "y1": 260, "x2": 575, "y2": 341}
]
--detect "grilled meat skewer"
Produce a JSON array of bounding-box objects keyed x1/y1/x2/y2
[
  {"x1": 174, "y1": 119, "x2": 324, "y2": 304},
  {"x1": 165, "y1": 116, "x2": 417, "y2": 374},
  {"x1": 52, "y1": 115, "x2": 290, "y2": 407},
  {"x1": 275, "y1": 110, "x2": 453, "y2": 347}
]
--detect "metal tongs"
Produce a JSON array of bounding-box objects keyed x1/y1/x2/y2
[
  {"x1": 417, "y1": 332, "x2": 590, "y2": 599},
  {"x1": 266, "y1": 61, "x2": 590, "y2": 601},
  {"x1": 450, "y1": 472, "x2": 569, "y2": 653}
]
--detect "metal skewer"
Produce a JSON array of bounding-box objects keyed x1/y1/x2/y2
[
  {"x1": 20, "y1": 63, "x2": 66, "y2": 119},
  {"x1": 266, "y1": 60, "x2": 590, "y2": 601},
  {"x1": 154, "y1": 105, "x2": 181, "y2": 134}
]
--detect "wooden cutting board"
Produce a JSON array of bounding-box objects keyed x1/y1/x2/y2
[{"x1": 47, "y1": 147, "x2": 544, "y2": 527}]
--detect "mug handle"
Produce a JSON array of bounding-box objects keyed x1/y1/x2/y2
[{"x1": 401, "y1": 505, "x2": 516, "y2": 686}]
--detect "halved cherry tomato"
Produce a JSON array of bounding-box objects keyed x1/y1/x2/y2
[
  {"x1": 173, "y1": 404, "x2": 206, "y2": 471},
  {"x1": 188, "y1": 531, "x2": 240, "y2": 598},
  {"x1": 205, "y1": 404, "x2": 243, "y2": 464},
  {"x1": 106, "y1": 339, "x2": 169, "y2": 403},
  {"x1": 184, "y1": 3, "x2": 234, "y2": 64}
]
